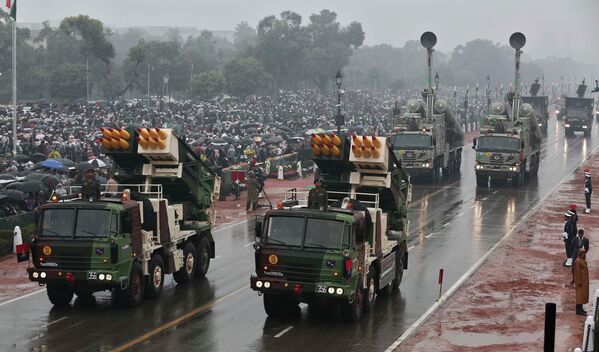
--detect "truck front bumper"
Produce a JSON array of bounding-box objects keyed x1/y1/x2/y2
[
  {"x1": 28, "y1": 267, "x2": 120, "y2": 286},
  {"x1": 250, "y1": 275, "x2": 353, "y2": 301},
  {"x1": 564, "y1": 122, "x2": 590, "y2": 131},
  {"x1": 475, "y1": 164, "x2": 519, "y2": 178},
  {"x1": 401, "y1": 162, "x2": 434, "y2": 175}
]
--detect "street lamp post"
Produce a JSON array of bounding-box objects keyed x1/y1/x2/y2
[{"x1": 335, "y1": 69, "x2": 344, "y2": 134}]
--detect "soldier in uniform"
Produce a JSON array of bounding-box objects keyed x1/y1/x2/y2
[
  {"x1": 246, "y1": 171, "x2": 259, "y2": 211},
  {"x1": 563, "y1": 211, "x2": 576, "y2": 267},
  {"x1": 81, "y1": 169, "x2": 101, "y2": 200},
  {"x1": 308, "y1": 178, "x2": 328, "y2": 210}
]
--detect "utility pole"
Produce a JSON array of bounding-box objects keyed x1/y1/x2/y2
[{"x1": 12, "y1": 18, "x2": 17, "y2": 156}]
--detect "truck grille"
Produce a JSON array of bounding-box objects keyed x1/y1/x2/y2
[
  {"x1": 40, "y1": 256, "x2": 111, "y2": 271},
  {"x1": 276, "y1": 264, "x2": 332, "y2": 282}
]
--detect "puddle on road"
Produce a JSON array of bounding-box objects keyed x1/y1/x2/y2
[{"x1": 443, "y1": 331, "x2": 541, "y2": 347}]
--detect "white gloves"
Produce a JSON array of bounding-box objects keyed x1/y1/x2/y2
[{"x1": 563, "y1": 232, "x2": 569, "y2": 240}]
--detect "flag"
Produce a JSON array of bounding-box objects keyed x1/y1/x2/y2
[{"x1": 9, "y1": 0, "x2": 16, "y2": 20}]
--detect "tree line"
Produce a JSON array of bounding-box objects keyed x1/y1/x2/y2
[{"x1": 0, "y1": 8, "x2": 594, "y2": 103}]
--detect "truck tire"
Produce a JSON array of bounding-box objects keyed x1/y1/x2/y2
[
  {"x1": 194, "y1": 237, "x2": 211, "y2": 278},
  {"x1": 584, "y1": 128, "x2": 591, "y2": 137},
  {"x1": 174, "y1": 242, "x2": 196, "y2": 284},
  {"x1": 341, "y1": 275, "x2": 363, "y2": 323},
  {"x1": 47, "y1": 283, "x2": 74, "y2": 307},
  {"x1": 454, "y1": 152, "x2": 462, "y2": 173},
  {"x1": 363, "y1": 268, "x2": 376, "y2": 312},
  {"x1": 476, "y1": 174, "x2": 487, "y2": 187},
  {"x1": 263, "y1": 293, "x2": 286, "y2": 318},
  {"x1": 565, "y1": 128, "x2": 573, "y2": 137},
  {"x1": 116, "y1": 261, "x2": 144, "y2": 307},
  {"x1": 392, "y1": 250, "x2": 404, "y2": 290},
  {"x1": 144, "y1": 254, "x2": 165, "y2": 298}
]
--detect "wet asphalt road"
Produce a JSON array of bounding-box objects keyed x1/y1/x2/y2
[{"x1": 1, "y1": 115, "x2": 597, "y2": 352}]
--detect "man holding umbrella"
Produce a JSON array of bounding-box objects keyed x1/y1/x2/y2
[{"x1": 81, "y1": 169, "x2": 101, "y2": 201}]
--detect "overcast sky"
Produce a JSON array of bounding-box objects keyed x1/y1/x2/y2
[{"x1": 16, "y1": 0, "x2": 599, "y2": 64}]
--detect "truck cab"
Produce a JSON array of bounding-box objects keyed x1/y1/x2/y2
[{"x1": 564, "y1": 97, "x2": 594, "y2": 137}]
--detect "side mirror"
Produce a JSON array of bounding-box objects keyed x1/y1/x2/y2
[
  {"x1": 255, "y1": 217, "x2": 263, "y2": 237},
  {"x1": 472, "y1": 137, "x2": 477, "y2": 150}
]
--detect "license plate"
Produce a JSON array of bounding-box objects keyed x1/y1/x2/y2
[
  {"x1": 316, "y1": 284, "x2": 327, "y2": 293},
  {"x1": 88, "y1": 272, "x2": 98, "y2": 280}
]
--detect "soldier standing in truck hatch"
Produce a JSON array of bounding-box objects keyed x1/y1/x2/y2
[
  {"x1": 81, "y1": 169, "x2": 101, "y2": 200},
  {"x1": 308, "y1": 178, "x2": 328, "y2": 211}
]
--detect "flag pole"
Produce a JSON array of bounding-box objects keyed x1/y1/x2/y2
[{"x1": 11, "y1": 16, "x2": 17, "y2": 156}]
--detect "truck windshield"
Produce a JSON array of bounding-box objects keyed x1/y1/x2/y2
[
  {"x1": 390, "y1": 134, "x2": 432, "y2": 149},
  {"x1": 266, "y1": 216, "x2": 349, "y2": 250},
  {"x1": 40, "y1": 208, "x2": 112, "y2": 238},
  {"x1": 477, "y1": 136, "x2": 520, "y2": 152}
]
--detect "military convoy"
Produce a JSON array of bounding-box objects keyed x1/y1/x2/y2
[
  {"x1": 390, "y1": 32, "x2": 464, "y2": 180},
  {"x1": 563, "y1": 81, "x2": 594, "y2": 137},
  {"x1": 250, "y1": 132, "x2": 411, "y2": 322},
  {"x1": 473, "y1": 33, "x2": 543, "y2": 187},
  {"x1": 21, "y1": 127, "x2": 220, "y2": 307}
]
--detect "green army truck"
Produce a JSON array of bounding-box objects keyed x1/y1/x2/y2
[
  {"x1": 563, "y1": 81, "x2": 594, "y2": 137},
  {"x1": 22, "y1": 127, "x2": 220, "y2": 307},
  {"x1": 473, "y1": 33, "x2": 543, "y2": 187},
  {"x1": 522, "y1": 80, "x2": 549, "y2": 135},
  {"x1": 390, "y1": 32, "x2": 464, "y2": 180},
  {"x1": 250, "y1": 133, "x2": 411, "y2": 322}
]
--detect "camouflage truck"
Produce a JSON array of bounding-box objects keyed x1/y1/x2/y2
[
  {"x1": 389, "y1": 31, "x2": 464, "y2": 180},
  {"x1": 522, "y1": 80, "x2": 549, "y2": 135},
  {"x1": 473, "y1": 33, "x2": 543, "y2": 187},
  {"x1": 564, "y1": 96, "x2": 594, "y2": 137},
  {"x1": 250, "y1": 133, "x2": 411, "y2": 322},
  {"x1": 20, "y1": 127, "x2": 220, "y2": 307}
]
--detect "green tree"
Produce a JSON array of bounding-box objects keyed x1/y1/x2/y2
[
  {"x1": 49, "y1": 64, "x2": 86, "y2": 102},
  {"x1": 223, "y1": 57, "x2": 272, "y2": 98},
  {"x1": 233, "y1": 21, "x2": 256, "y2": 52},
  {"x1": 190, "y1": 70, "x2": 226, "y2": 100}
]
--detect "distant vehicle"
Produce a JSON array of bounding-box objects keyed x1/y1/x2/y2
[
  {"x1": 521, "y1": 96, "x2": 549, "y2": 135},
  {"x1": 563, "y1": 82, "x2": 594, "y2": 137},
  {"x1": 556, "y1": 95, "x2": 566, "y2": 120}
]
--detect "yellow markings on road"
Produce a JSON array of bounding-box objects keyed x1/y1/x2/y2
[{"x1": 112, "y1": 285, "x2": 246, "y2": 352}]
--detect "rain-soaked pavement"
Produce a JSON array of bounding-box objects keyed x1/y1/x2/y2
[{"x1": 0, "y1": 114, "x2": 596, "y2": 351}]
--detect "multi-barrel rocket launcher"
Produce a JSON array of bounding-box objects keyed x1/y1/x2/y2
[
  {"x1": 388, "y1": 31, "x2": 464, "y2": 179},
  {"x1": 251, "y1": 131, "x2": 411, "y2": 322},
  {"x1": 98, "y1": 127, "x2": 220, "y2": 222}
]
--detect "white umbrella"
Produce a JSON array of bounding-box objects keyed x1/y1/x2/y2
[{"x1": 88, "y1": 159, "x2": 108, "y2": 168}]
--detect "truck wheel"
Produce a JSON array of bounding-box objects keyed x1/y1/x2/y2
[
  {"x1": 194, "y1": 237, "x2": 211, "y2": 278},
  {"x1": 116, "y1": 261, "x2": 144, "y2": 307},
  {"x1": 584, "y1": 128, "x2": 591, "y2": 137},
  {"x1": 263, "y1": 293, "x2": 286, "y2": 318},
  {"x1": 174, "y1": 242, "x2": 196, "y2": 284},
  {"x1": 341, "y1": 275, "x2": 363, "y2": 323},
  {"x1": 363, "y1": 268, "x2": 376, "y2": 312},
  {"x1": 476, "y1": 174, "x2": 487, "y2": 187},
  {"x1": 144, "y1": 254, "x2": 165, "y2": 298},
  {"x1": 47, "y1": 283, "x2": 74, "y2": 307},
  {"x1": 392, "y1": 251, "x2": 404, "y2": 290},
  {"x1": 454, "y1": 153, "x2": 462, "y2": 173}
]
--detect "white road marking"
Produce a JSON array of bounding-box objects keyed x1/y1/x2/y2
[
  {"x1": 492, "y1": 190, "x2": 498, "y2": 194},
  {"x1": 425, "y1": 233, "x2": 434, "y2": 239},
  {"x1": 407, "y1": 245, "x2": 415, "y2": 252},
  {"x1": 44, "y1": 316, "x2": 68, "y2": 327},
  {"x1": 456, "y1": 212, "x2": 464, "y2": 217},
  {"x1": 243, "y1": 242, "x2": 255, "y2": 247},
  {"x1": 0, "y1": 289, "x2": 45, "y2": 307},
  {"x1": 481, "y1": 197, "x2": 488, "y2": 201},
  {"x1": 441, "y1": 223, "x2": 449, "y2": 228},
  {"x1": 384, "y1": 144, "x2": 599, "y2": 352},
  {"x1": 274, "y1": 325, "x2": 293, "y2": 338}
]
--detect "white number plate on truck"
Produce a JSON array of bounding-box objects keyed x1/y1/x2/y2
[
  {"x1": 88, "y1": 272, "x2": 98, "y2": 280},
  {"x1": 316, "y1": 284, "x2": 328, "y2": 293}
]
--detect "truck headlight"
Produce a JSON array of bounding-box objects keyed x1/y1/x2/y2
[
  {"x1": 264, "y1": 281, "x2": 271, "y2": 288},
  {"x1": 98, "y1": 274, "x2": 105, "y2": 281},
  {"x1": 565, "y1": 124, "x2": 570, "y2": 128},
  {"x1": 583, "y1": 126, "x2": 588, "y2": 129},
  {"x1": 328, "y1": 287, "x2": 335, "y2": 294},
  {"x1": 556, "y1": 110, "x2": 560, "y2": 113},
  {"x1": 256, "y1": 280, "x2": 263, "y2": 288},
  {"x1": 538, "y1": 123, "x2": 542, "y2": 127},
  {"x1": 40, "y1": 272, "x2": 46, "y2": 279},
  {"x1": 32, "y1": 272, "x2": 39, "y2": 278},
  {"x1": 106, "y1": 274, "x2": 112, "y2": 281},
  {"x1": 336, "y1": 288, "x2": 343, "y2": 295}
]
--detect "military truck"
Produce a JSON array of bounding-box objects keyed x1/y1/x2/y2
[
  {"x1": 564, "y1": 81, "x2": 594, "y2": 137},
  {"x1": 473, "y1": 33, "x2": 543, "y2": 187},
  {"x1": 522, "y1": 79, "x2": 549, "y2": 135},
  {"x1": 250, "y1": 132, "x2": 411, "y2": 322},
  {"x1": 556, "y1": 95, "x2": 566, "y2": 120},
  {"x1": 21, "y1": 127, "x2": 220, "y2": 307},
  {"x1": 389, "y1": 32, "x2": 464, "y2": 179}
]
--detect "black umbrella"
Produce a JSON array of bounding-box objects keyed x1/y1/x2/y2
[
  {"x1": 13, "y1": 155, "x2": 30, "y2": 163},
  {"x1": 31, "y1": 153, "x2": 46, "y2": 163},
  {"x1": 1, "y1": 189, "x2": 25, "y2": 201},
  {"x1": 20, "y1": 180, "x2": 47, "y2": 193},
  {"x1": 41, "y1": 175, "x2": 60, "y2": 189},
  {"x1": 0, "y1": 174, "x2": 16, "y2": 181},
  {"x1": 76, "y1": 162, "x2": 93, "y2": 171},
  {"x1": 5, "y1": 182, "x2": 23, "y2": 190},
  {"x1": 23, "y1": 173, "x2": 44, "y2": 181},
  {"x1": 16, "y1": 171, "x2": 31, "y2": 177}
]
